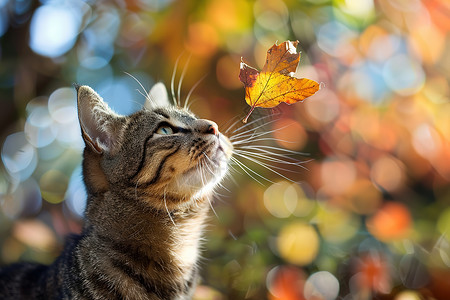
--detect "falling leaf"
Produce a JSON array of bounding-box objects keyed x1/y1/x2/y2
[{"x1": 239, "y1": 40, "x2": 320, "y2": 123}]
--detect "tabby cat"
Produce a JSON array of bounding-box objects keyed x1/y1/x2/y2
[{"x1": 0, "y1": 83, "x2": 233, "y2": 299}]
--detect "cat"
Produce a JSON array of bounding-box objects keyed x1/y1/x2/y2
[{"x1": 0, "y1": 82, "x2": 233, "y2": 300}]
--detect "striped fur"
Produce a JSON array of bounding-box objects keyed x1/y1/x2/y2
[{"x1": 0, "y1": 85, "x2": 232, "y2": 299}]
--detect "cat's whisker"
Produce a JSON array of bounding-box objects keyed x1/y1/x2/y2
[
  {"x1": 184, "y1": 74, "x2": 206, "y2": 110},
  {"x1": 177, "y1": 54, "x2": 191, "y2": 107},
  {"x1": 230, "y1": 128, "x2": 275, "y2": 140},
  {"x1": 220, "y1": 158, "x2": 242, "y2": 190},
  {"x1": 199, "y1": 159, "x2": 225, "y2": 197},
  {"x1": 229, "y1": 156, "x2": 272, "y2": 185},
  {"x1": 233, "y1": 154, "x2": 307, "y2": 175},
  {"x1": 125, "y1": 72, "x2": 163, "y2": 110},
  {"x1": 216, "y1": 183, "x2": 230, "y2": 195},
  {"x1": 233, "y1": 147, "x2": 311, "y2": 171},
  {"x1": 200, "y1": 159, "x2": 220, "y2": 219},
  {"x1": 223, "y1": 115, "x2": 243, "y2": 135},
  {"x1": 233, "y1": 149, "x2": 306, "y2": 167},
  {"x1": 231, "y1": 127, "x2": 290, "y2": 142},
  {"x1": 135, "y1": 89, "x2": 147, "y2": 99},
  {"x1": 232, "y1": 152, "x2": 300, "y2": 183},
  {"x1": 171, "y1": 53, "x2": 183, "y2": 106},
  {"x1": 228, "y1": 111, "x2": 284, "y2": 137},
  {"x1": 202, "y1": 153, "x2": 230, "y2": 194},
  {"x1": 164, "y1": 190, "x2": 177, "y2": 227},
  {"x1": 229, "y1": 124, "x2": 274, "y2": 143},
  {"x1": 200, "y1": 157, "x2": 215, "y2": 179},
  {"x1": 231, "y1": 133, "x2": 273, "y2": 145},
  {"x1": 198, "y1": 161, "x2": 206, "y2": 186},
  {"x1": 196, "y1": 159, "x2": 223, "y2": 212},
  {"x1": 124, "y1": 71, "x2": 152, "y2": 104},
  {"x1": 228, "y1": 117, "x2": 279, "y2": 140},
  {"x1": 212, "y1": 175, "x2": 231, "y2": 194},
  {"x1": 237, "y1": 144, "x2": 309, "y2": 156},
  {"x1": 229, "y1": 156, "x2": 256, "y2": 181},
  {"x1": 185, "y1": 98, "x2": 200, "y2": 111},
  {"x1": 227, "y1": 114, "x2": 276, "y2": 135},
  {"x1": 231, "y1": 137, "x2": 298, "y2": 146},
  {"x1": 208, "y1": 200, "x2": 219, "y2": 219},
  {"x1": 233, "y1": 146, "x2": 302, "y2": 161},
  {"x1": 226, "y1": 160, "x2": 242, "y2": 177},
  {"x1": 229, "y1": 119, "x2": 293, "y2": 142}
]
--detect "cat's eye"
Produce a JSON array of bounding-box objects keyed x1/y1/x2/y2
[{"x1": 156, "y1": 125, "x2": 174, "y2": 135}]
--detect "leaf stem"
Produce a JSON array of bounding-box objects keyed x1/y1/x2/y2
[{"x1": 243, "y1": 105, "x2": 256, "y2": 123}]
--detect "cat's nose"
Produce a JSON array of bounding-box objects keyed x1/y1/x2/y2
[{"x1": 197, "y1": 119, "x2": 219, "y2": 136}]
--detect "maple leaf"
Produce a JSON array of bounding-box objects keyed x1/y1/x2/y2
[{"x1": 239, "y1": 40, "x2": 320, "y2": 123}]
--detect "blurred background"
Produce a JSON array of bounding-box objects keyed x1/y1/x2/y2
[{"x1": 1, "y1": 0, "x2": 450, "y2": 299}]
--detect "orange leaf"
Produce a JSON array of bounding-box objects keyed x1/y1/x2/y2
[{"x1": 239, "y1": 40, "x2": 320, "y2": 123}]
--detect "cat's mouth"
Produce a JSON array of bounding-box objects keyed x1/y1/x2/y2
[
  {"x1": 218, "y1": 133, "x2": 233, "y2": 159},
  {"x1": 203, "y1": 133, "x2": 233, "y2": 168},
  {"x1": 186, "y1": 133, "x2": 231, "y2": 174}
]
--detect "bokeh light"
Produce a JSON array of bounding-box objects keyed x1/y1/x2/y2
[
  {"x1": 395, "y1": 290, "x2": 422, "y2": 300},
  {"x1": 351, "y1": 252, "x2": 392, "y2": 295},
  {"x1": 65, "y1": 166, "x2": 87, "y2": 219},
  {"x1": 304, "y1": 271, "x2": 339, "y2": 300},
  {"x1": 29, "y1": 3, "x2": 82, "y2": 58},
  {"x1": 1, "y1": 0, "x2": 450, "y2": 299},
  {"x1": 272, "y1": 118, "x2": 307, "y2": 150},
  {"x1": 2, "y1": 132, "x2": 38, "y2": 182},
  {"x1": 316, "y1": 204, "x2": 360, "y2": 243},
  {"x1": 366, "y1": 202, "x2": 412, "y2": 242},
  {"x1": 266, "y1": 265, "x2": 305, "y2": 300},
  {"x1": 437, "y1": 208, "x2": 450, "y2": 240},
  {"x1": 264, "y1": 181, "x2": 298, "y2": 218},
  {"x1": 277, "y1": 222, "x2": 320, "y2": 266},
  {"x1": 12, "y1": 219, "x2": 56, "y2": 252}
]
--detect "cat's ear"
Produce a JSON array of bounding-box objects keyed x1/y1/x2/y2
[
  {"x1": 144, "y1": 82, "x2": 171, "y2": 109},
  {"x1": 75, "y1": 84, "x2": 123, "y2": 154}
]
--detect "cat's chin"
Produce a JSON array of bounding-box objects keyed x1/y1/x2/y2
[
  {"x1": 169, "y1": 157, "x2": 228, "y2": 201},
  {"x1": 168, "y1": 134, "x2": 232, "y2": 202}
]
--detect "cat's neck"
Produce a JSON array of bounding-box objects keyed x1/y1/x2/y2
[{"x1": 81, "y1": 190, "x2": 210, "y2": 297}]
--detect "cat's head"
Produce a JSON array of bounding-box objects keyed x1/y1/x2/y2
[{"x1": 75, "y1": 83, "x2": 232, "y2": 211}]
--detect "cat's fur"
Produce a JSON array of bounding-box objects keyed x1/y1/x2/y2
[{"x1": 0, "y1": 83, "x2": 232, "y2": 299}]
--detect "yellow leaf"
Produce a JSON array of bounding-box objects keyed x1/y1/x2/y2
[{"x1": 239, "y1": 40, "x2": 320, "y2": 123}]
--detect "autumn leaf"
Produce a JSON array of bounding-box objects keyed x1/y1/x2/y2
[{"x1": 239, "y1": 40, "x2": 320, "y2": 123}]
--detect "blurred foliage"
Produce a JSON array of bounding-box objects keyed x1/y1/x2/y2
[{"x1": 1, "y1": 0, "x2": 450, "y2": 299}]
